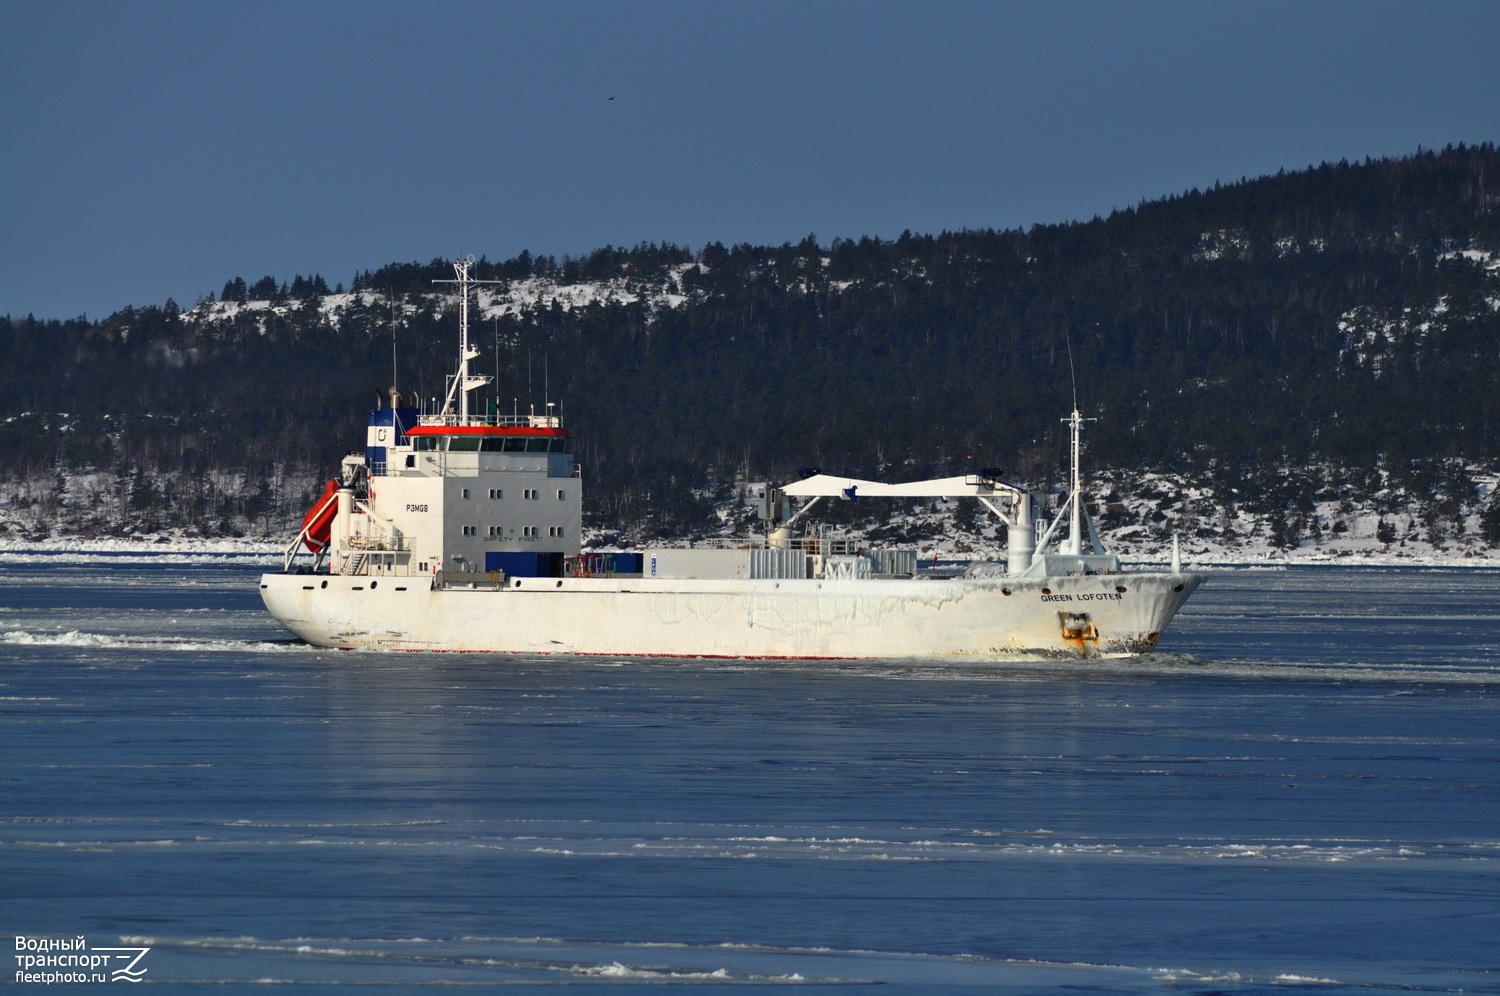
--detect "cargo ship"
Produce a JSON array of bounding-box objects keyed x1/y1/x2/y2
[{"x1": 259, "y1": 260, "x2": 1205, "y2": 658}]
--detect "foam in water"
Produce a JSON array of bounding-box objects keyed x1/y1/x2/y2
[{"x1": 3, "y1": 556, "x2": 1498, "y2": 994}]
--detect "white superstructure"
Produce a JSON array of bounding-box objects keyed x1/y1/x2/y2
[{"x1": 260, "y1": 260, "x2": 1205, "y2": 658}]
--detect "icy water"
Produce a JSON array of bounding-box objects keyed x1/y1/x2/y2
[{"x1": 2, "y1": 555, "x2": 1498, "y2": 993}]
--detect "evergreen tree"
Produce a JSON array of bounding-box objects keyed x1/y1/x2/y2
[{"x1": 3, "y1": 145, "x2": 1500, "y2": 541}]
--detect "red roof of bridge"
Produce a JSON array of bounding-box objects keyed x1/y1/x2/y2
[{"x1": 405, "y1": 425, "x2": 571, "y2": 437}]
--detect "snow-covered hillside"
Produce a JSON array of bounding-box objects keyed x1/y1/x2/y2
[
  {"x1": 181, "y1": 265, "x2": 701, "y2": 335},
  {"x1": 12, "y1": 150, "x2": 1500, "y2": 566},
  {"x1": 4, "y1": 458, "x2": 1497, "y2": 564}
]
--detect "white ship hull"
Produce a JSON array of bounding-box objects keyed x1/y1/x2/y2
[{"x1": 260, "y1": 568, "x2": 1205, "y2": 659}]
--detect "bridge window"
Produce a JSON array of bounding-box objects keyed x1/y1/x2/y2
[
  {"x1": 526, "y1": 438, "x2": 551, "y2": 452},
  {"x1": 480, "y1": 438, "x2": 506, "y2": 452},
  {"x1": 414, "y1": 437, "x2": 439, "y2": 452},
  {"x1": 503, "y1": 438, "x2": 528, "y2": 452},
  {"x1": 449, "y1": 437, "x2": 480, "y2": 452}
]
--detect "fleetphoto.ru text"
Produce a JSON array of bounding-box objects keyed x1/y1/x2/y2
[{"x1": 15, "y1": 937, "x2": 149, "y2": 985}]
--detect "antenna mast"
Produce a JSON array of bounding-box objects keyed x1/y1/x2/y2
[
  {"x1": 1061, "y1": 407, "x2": 1097, "y2": 555},
  {"x1": 432, "y1": 256, "x2": 502, "y2": 421},
  {"x1": 1064, "y1": 328, "x2": 1078, "y2": 413}
]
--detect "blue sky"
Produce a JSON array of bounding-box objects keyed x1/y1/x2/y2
[{"x1": 3, "y1": 0, "x2": 1497, "y2": 320}]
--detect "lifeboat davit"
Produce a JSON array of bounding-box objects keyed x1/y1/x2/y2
[{"x1": 300, "y1": 479, "x2": 340, "y2": 553}]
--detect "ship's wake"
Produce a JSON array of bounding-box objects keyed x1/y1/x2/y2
[{"x1": 0, "y1": 628, "x2": 312, "y2": 654}]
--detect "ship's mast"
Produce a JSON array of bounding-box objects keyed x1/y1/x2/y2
[
  {"x1": 1061, "y1": 407, "x2": 1095, "y2": 555},
  {"x1": 433, "y1": 256, "x2": 501, "y2": 422}
]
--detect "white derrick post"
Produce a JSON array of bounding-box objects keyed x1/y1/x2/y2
[
  {"x1": 1007, "y1": 491, "x2": 1034, "y2": 575},
  {"x1": 334, "y1": 486, "x2": 352, "y2": 568}
]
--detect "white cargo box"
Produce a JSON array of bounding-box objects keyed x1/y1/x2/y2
[
  {"x1": 869, "y1": 548, "x2": 917, "y2": 577},
  {"x1": 645, "y1": 548, "x2": 752, "y2": 579},
  {"x1": 749, "y1": 548, "x2": 811, "y2": 579}
]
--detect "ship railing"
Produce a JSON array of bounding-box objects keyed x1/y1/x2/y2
[
  {"x1": 346, "y1": 533, "x2": 406, "y2": 552},
  {"x1": 777, "y1": 535, "x2": 862, "y2": 557},
  {"x1": 418, "y1": 413, "x2": 562, "y2": 429}
]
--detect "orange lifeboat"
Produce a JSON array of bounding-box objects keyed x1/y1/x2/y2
[{"x1": 300, "y1": 479, "x2": 340, "y2": 552}]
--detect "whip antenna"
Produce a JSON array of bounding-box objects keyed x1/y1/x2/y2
[{"x1": 1064, "y1": 328, "x2": 1078, "y2": 413}]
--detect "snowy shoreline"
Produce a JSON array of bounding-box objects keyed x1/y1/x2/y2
[
  {"x1": 0, "y1": 537, "x2": 284, "y2": 560},
  {"x1": 2, "y1": 535, "x2": 1496, "y2": 570}
]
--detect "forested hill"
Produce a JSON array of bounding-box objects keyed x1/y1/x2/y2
[{"x1": 3, "y1": 143, "x2": 1499, "y2": 548}]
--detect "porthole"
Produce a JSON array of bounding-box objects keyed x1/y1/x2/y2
[
  {"x1": 1116, "y1": 585, "x2": 1127, "y2": 593},
  {"x1": 1001, "y1": 588, "x2": 1011, "y2": 596},
  {"x1": 321, "y1": 580, "x2": 328, "y2": 589},
  {"x1": 1041, "y1": 587, "x2": 1051, "y2": 595},
  {"x1": 370, "y1": 580, "x2": 377, "y2": 589}
]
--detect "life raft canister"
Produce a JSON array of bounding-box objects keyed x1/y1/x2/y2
[{"x1": 300, "y1": 479, "x2": 340, "y2": 553}]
